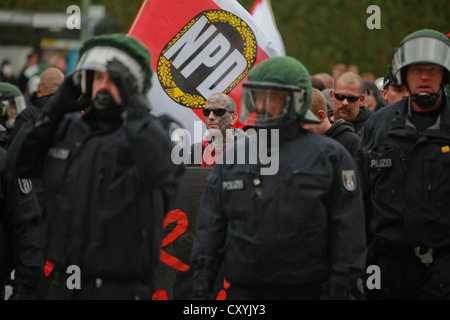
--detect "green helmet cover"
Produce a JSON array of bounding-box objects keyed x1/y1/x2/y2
[
  {"x1": 0, "y1": 82, "x2": 22, "y2": 98},
  {"x1": 76, "y1": 33, "x2": 152, "y2": 94},
  {"x1": 0, "y1": 82, "x2": 26, "y2": 116}
]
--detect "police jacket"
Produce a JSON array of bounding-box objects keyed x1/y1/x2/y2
[
  {"x1": 6, "y1": 106, "x2": 184, "y2": 282},
  {"x1": 191, "y1": 122, "x2": 366, "y2": 290},
  {"x1": 10, "y1": 94, "x2": 52, "y2": 142},
  {"x1": 357, "y1": 95, "x2": 450, "y2": 248},
  {"x1": 0, "y1": 147, "x2": 42, "y2": 291}
]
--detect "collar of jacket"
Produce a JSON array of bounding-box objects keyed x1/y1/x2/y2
[{"x1": 391, "y1": 95, "x2": 450, "y2": 132}]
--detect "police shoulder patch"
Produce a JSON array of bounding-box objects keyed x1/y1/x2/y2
[
  {"x1": 342, "y1": 170, "x2": 356, "y2": 191},
  {"x1": 17, "y1": 178, "x2": 32, "y2": 194}
]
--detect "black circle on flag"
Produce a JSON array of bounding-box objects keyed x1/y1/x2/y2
[{"x1": 157, "y1": 10, "x2": 257, "y2": 109}]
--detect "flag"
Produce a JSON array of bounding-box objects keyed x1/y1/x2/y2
[
  {"x1": 250, "y1": 0, "x2": 286, "y2": 56},
  {"x1": 128, "y1": 0, "x2": 284, "y2": 142}
]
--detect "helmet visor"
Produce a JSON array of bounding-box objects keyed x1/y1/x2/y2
[
  {"x1": 2, "y1": 96, "x2": 27, "y2": 117},
  {"x1": 240, "y1": 82, "x2": 306, "y2": 127},
  {"x1": 391, "y1": 36, "x2": 450, "y2": 84},
  {"x1": 74, "y1": 46, "x2": 146, "y2": 94}
]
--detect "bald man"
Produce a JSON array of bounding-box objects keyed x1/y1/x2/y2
[
  {"x1": 10, "y1": 67, "x2": 64, "y2": 141},
  {"x1": 190, "y1": 92, "x2": 246, "y2": 166},
  {"x1": 37, "y1": 67, "x2": 64, "y2": 98},
  {"x1": 329, "y1": 71, "x2": 372, "y2": 134}
]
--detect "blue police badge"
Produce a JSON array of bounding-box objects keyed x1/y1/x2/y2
[
  {"x1": 342, "y1": 170, "x2": 356, "y2": 191},
  {"x1": 17, "y1": 178, "x2": 33, "y2": 194}
]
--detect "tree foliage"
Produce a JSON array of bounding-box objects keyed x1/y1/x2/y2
[
  {"x1": 1, "y1": 0, "x2": 448, "y2": 78},
  {"x1": 238, "y1": 0, "x2": 449, "y2": 77}
]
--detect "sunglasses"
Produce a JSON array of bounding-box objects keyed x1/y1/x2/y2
[
  {"x1": 202, "y1": 108, "x2": 229, "y2": 117},
  {"x1": 334, "y1": 93, "x2": 361, "y2": 103}
]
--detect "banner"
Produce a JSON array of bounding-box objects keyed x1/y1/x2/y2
[
  {"x1": 250, "y1": 0, "x2": 286, "y2": 56},
  {"x1": 150, "y1": 167, "x2": 223, "y2": 300},
  {"x1": 128, "y1": 0, "x2": 284, "y2": 142}
]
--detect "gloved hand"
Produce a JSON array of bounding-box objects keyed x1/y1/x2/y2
[
  {"x1": 106, "y1": 58, "x2": 149, "y2": 110},
  {"x1": 41, "y1": 74, "x2": 82, "y2": 124},
  {"x1": 191, "y1": 276, "x2": 213, "y2": 300},
  {"x1": 323, "y1": 281, "x2": 349, "y2": 300}
]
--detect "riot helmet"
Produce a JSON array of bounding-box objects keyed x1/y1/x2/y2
[
  {"x1": 74, "y1": 33, "x2": 152, "y2": 100},
  {"x1": 240, "y1": 56, "x2": 319, "y2": 128},
  {"x1": 389, "y1": 29, "x2": 450, "y2": 108},
  {"x1": 0, "y1": 82, "x2": 26, "y2": 129}
]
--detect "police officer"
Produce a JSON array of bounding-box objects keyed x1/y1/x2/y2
[
  {"x1": 380, "y1": 72, "x2": 408, "y2": 106},
  {"x1": 1, "y1": 146, "x2": 42, "y2": 299},
  {"x1": 358, "y1": 29, "x2": 450, "y2": 299},
  {"x1": 7, "y1": 34, "x2": 184, "y2": 300},
  {"x1": 0, "y1": 82, "x2": 27, "y2": 148},
  {"x1": 191, "y1": 56, "x2": 366, "y2": 300}
]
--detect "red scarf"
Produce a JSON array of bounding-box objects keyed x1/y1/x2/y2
[{"x1": 200, "y1": 138, "x2": 223, "y2": 166}]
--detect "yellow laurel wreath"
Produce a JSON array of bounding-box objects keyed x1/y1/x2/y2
[{"x1": 157, "y1": 9, "x2": 257, "y2": 109}]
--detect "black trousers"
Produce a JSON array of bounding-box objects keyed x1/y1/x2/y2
[
  {"x1": 365, "y1": 241, "x2": 450, "y2": 300},
  {"x1": 47, "y1": 268, "x2": 151, "y2": 300}
]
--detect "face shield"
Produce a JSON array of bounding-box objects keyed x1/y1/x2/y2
[
  {"x1": 391, "y1": 36, "x2": 450, "y2": 85},
  {"x1": 74, "y1": 46, "x2": 146, "y2": 96},
  {"x1": 240, "y1": 81, "x2": 319, "y2": 128},
  {"x1": 1, "y1": 96, "x2": 26, "y2": 117},
  {"x1": 1, "y1": 95, "x2": 26, "y2": 129}
]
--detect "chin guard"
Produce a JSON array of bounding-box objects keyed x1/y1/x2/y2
[
  {"x1": 411, "y1": 90, "x2": 442, "y2": 109},
  {"x1": 93, "y1": 90, "x2": 119, "y2": 110}
]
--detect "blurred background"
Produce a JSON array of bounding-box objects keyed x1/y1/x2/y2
[{"x1": 0, "y1": 0, "x2": 448, "y2": 86}]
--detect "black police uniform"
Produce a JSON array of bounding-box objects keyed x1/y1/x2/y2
[
  {"x1": 6, "y1": 107, "x2": 183, "y2": 299},
  {"x1": 191, "y1": 123, "x2": 366, "y2": 299},
  {"x1": 0, "y1": 147, "x2": 42, "y2": 299},
  {"x1": 358, "y1": 95, "x2": 450, "y2": 299}
]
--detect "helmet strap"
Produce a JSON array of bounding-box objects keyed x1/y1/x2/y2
[{"x1": 410, "y1": 89, "x2": 442, "y2": 110}]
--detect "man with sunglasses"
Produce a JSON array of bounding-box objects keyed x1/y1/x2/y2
[
  {"x1": 302, "y1": 88, "x2": 360, "y2": 158},
  {"x1": 358, "y1": 29, "x2": 450, "y2": 300},
  {"x1": 329, "y1": 71, "x2": 372, "y2": 134},
  {"x1": 190, "y1": 93, "x2": 245, "y2": 166}
]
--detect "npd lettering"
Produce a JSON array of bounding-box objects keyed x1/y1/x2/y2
[{"x1": 157, "y1": 10, "x2": 257, "y2": 109}]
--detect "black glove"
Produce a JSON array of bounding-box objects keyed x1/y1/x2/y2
[
  {"x1": 106, "y1": 59, "x2": 149, "y2": 110},
  {"x1": 323, "y1": 282, "x2": 349, "y2": 300},
  {"x1": 41, "y1": 74, "x2": 82, "y2": 124},
  {"x1": 192, "y1": 276, "x2": 213, "y2": 300}
]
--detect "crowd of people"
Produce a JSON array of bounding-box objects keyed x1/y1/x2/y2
[{"x1": 1, "y1": 27, "x2": 449, "y2": 300}]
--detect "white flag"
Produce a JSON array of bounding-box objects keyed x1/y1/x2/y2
[{"x1": 250, "y1": 0, "x2": 286, "y2": 56}]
